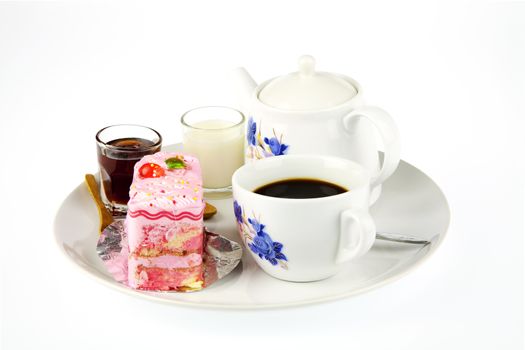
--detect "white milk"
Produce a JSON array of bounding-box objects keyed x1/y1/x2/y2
[{"x1": 183, "y1": 119, "x2": 244, "y2": 189}]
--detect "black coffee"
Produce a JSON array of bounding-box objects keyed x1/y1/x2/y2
[{"x1": 254, "y1": 178, "x2": 347, "y2": 199}]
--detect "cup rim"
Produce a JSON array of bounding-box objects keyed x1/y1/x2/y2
[
  {"x1": 232, "y1": 155, "x2": 370, "y2": 203},
  {"x1": 180, "y1": 106, "x2": 246, "y2": 131},
  {"x1": 95, "y1": 124, "x2": 162, "y2": 152}
]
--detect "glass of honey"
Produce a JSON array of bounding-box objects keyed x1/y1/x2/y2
[{"x1": 96, "y1": 124, "x2": 162, "y2": 216}]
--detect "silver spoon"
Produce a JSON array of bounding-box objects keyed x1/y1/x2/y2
[{"x1": 376, "y1": 232, "x2": 433, "y2": 245}]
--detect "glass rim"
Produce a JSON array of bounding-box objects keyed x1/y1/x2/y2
[
  {"x1": 180, "y1": 106, "x2": 246, "y2": 131},
  {"x1": 95, "y1": 124, "x2": 162, "y2": 151}
]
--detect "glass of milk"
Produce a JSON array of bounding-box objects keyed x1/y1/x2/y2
[{"x1": 181, "y1": 106, "x2": 245, "y2": 198}]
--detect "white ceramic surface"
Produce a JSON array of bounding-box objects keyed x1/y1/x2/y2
[
  {"x1": 53, "y1": 145, "x2": 450, "y2": 309},
  {"x1": 232, "y1": 155, "x2": 376, "y2": 282},
  {"x1": 257, "y1": 55, "x2": 358, "y2": 110},
  {"x1": 234, "y1": 56, "x2": 401, "y2": 199}
]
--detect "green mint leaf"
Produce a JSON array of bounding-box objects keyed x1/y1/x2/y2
[{"x1": 165, "y1": 156, "x2": 186, "y2": 170}]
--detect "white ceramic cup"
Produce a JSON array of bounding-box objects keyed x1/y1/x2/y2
[{"x1": 232, "y1": 155, "x2": 376, "y2": 282}]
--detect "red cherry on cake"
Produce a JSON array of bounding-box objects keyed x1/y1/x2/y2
[{"x1": 139, "y1": 163, "x2": 165, "y2": 178}]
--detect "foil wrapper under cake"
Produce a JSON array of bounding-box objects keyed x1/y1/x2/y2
[{"x1": 96, "y1": 219, "x2": 242, "y2": 291}]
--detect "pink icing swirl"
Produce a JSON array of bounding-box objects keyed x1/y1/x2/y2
[{"x1": 127, "y1": 208, "x2": 204, "y2": 221}]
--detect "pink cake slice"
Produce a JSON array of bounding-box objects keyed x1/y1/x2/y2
[{"x1": 125, "y1": 152, "x2": 205, "y2": 291}]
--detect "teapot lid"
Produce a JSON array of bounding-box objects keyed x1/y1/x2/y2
[{"x1": 258, "y1": 55, "x2": 357, "y2": 111}]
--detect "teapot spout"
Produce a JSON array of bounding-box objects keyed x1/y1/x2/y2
[{"x1": 231, "y1": 67, "x2": 257, "y2": 111}]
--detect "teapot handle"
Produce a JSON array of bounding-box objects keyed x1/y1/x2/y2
[{"x1": 342, "y1": 106, "x2": 400, "y2": 187}]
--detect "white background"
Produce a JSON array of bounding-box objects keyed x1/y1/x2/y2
[{"x1": 1, "y1": 1, "x2": 523, "y2": 349}]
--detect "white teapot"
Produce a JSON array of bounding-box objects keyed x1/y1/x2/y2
[{"x1": 234, "y1": 55, "x2": 400, "y2": 203}]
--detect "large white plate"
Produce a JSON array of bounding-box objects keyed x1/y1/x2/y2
[{"x1": 54, "y1": 146, "x2": 450, "y2": 309}]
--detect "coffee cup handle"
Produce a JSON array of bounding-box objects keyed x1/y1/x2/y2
[
  {"x1": 343, "y1": 106, "x2": 401, "y2": 187},
  {"x1": 336, "y1": 208, "x2": 376, "y2": 264}
]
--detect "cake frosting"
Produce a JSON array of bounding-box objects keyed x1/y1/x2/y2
[{"x1": 125, "y1": 152, "x2": 205, "y2": 291}]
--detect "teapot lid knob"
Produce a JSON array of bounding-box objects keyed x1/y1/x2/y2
[{"x1": 298, "y1": 55, "x2": 316, "y2": 77}]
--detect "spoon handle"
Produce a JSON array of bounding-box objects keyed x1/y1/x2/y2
[
  {"x1": 376, "y1": 232, "x2": 432, "y2": 245},
  {"x1": 85, "y1": 174, "x2": 114, "y2": 233}
]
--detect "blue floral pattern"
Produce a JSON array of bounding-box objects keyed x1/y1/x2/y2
[
  {"x1": 246, "y1": 117, "x2": 257, "y2": 146},
  {"x1": 264, "y1": 137, "x2": 289, "y2": 156},
  {"x1": 233, "y1": 200, "x2": 243, "y2": 224},
  {"x1": 246, "y1": 117, "x2": 289, "y2": 160},
  {"x1": 233, "y1": 200, "x2": 288, "y2": 269}
]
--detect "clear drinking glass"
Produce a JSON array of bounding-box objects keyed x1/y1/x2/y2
[
  {"x1": 181, "y1": 106, "x2": 245, "y2": 198},
  {"x1": 96, "y1": 124, "x2": 162, "y2": 216}
]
